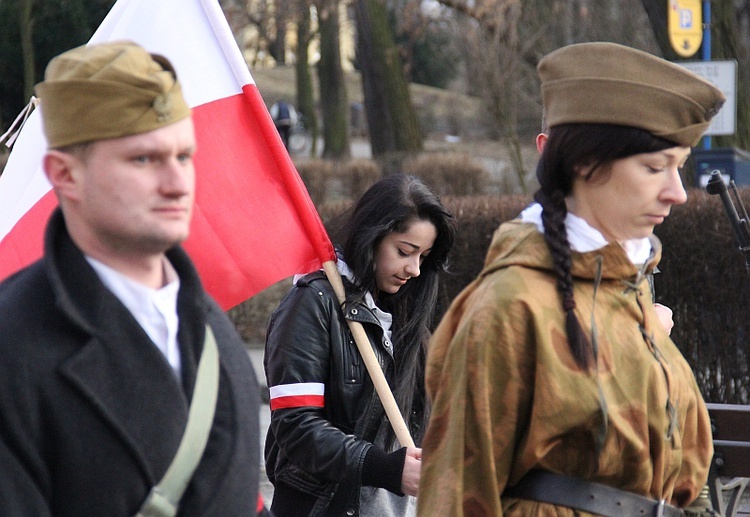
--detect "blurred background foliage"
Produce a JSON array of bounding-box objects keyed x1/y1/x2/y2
[
  {"x1": 2, "y1": 0, "x2": 750, "y2": 403},
  {"x1": 228, "y1": 159, "x2": 750, "y2": 405},
  {"x1": 2, "y1": 0, "x2": 749, "y2": 169}
]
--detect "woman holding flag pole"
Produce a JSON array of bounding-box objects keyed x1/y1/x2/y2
[{"x1": 264, "y1": 174, "x2": 456, "y2": 517}]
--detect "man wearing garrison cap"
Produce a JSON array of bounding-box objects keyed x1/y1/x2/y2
[{"x1": 0, "y1": 41, "x2": 261, "y2": 516}]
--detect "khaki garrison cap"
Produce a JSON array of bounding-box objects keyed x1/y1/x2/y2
[
  {"x1": 35, "y1": 40, "x2": 191, "y2": 148},
  {"x1": 538, "y1": 42, "x2": 725, "y2": 147}
]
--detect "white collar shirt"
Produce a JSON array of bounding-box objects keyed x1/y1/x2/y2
[
  {"x1": 85, "y1": 256, "x2": 182, "y2": 377},
  {"x1": 520, "y1": 202, "x2": 653, "y2": 265}
]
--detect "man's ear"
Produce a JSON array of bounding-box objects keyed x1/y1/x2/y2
[
  {"x1": 535, "y1": 133, "x2": 548, "y2": 154},
  {"x1": 43, "y1": 150, "x2": 82, "y2": 202}
]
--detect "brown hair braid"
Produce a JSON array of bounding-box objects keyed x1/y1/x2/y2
[{"x1": 534, "y1": 123, "x2": 678, "y2": 369}]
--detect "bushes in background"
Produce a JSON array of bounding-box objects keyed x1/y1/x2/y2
[
  {"x1": 292, "y1": 153, "x2": 491, "y2": 207},
  {"x1": 295, "y1": 159, "x2": 380, "y2": 205},
  {"x1": 654, "y1": 189, "x2": 750, "y2": 404},
  {"x1": 228, "y1": 178, "x2": 750, "y2": 404},
  {"x1": 401, "y1": 153, "x2": 489, "y2": 196}
]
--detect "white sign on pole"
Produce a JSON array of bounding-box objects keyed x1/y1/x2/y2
[{"x1": 677, "y1": 60, "x2": 737, "y2": 136}]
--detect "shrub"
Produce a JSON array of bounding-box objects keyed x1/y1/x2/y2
[
  {"x1": 228, "y1": 184, "x2": 750, "y2": 405},
  {"x1": 654, "y1": 188, "x2": 750, "y2": 404},
  {"x1": 294, "y1": 159, "x2": 383, "y2": 206},
  {"x1": 296, "y1": 160, "x2": 333, "y2": 206},
  {"x1": 336, "y1": 159, "x2": 382, "y2": 200},
  {"x1": 401, "y1": 152, "x2": 488, "y2": 196},
  {"x1": 227, "y1": 280, "x2": 293, "y2": 345}
]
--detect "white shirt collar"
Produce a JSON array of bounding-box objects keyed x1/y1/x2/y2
[
  {"x1": 520, "y1": 202, "x2": 652, "y2": 265},
  {"x1": 85, "y1": 256, "x2": 182, "y2": 376}
]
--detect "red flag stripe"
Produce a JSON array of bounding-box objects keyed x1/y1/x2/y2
[
  {"x1": 185, "y1": 87, "x2": 333, "y2": 309},
  {"x1": 241, "y1": 84, "x2": 335, "y2": 263},
  {"x1": 0, "y1": 191, "x2": 56, "y2": 281}
]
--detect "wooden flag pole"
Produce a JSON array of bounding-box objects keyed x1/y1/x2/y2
[{"x1": 322, "y1": 260, "x2": 415, "y2": 448}]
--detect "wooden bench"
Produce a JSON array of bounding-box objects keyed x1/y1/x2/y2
[{"x1": 706, "y1": 403, "x2": 750, "y2": 516}]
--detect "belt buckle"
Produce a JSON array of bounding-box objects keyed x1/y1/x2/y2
[{"x1": 655, "y1": 499, "x2": 665, "y2": 517}]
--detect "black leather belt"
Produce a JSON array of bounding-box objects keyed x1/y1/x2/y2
[{"x1": 502, "y1": 470, "x2": 685, "y2": 517}]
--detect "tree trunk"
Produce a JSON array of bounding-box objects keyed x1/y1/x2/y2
[
  {"x1": 295, "y1": 0, "x2": 318, "y2": 156},
  {"x1": 20, "y1": 0, "x2": 35, "y2": 103},
  {"x1": 316, "y1": 0, "x2": 350, "y2": 158},
  {"x1": 271, "y1": 0, "x2": 292, "y2": 65},
  {"x1": 271, "y1": 23, "x2": 287, "y2": 65},
  {"x1": 711, "y1": 0, "x2": 750, "y2": 151},
  {"x1": 639, "y1": 0, "x2": 680, "y2": 59},
  {"x1": 355, "y1": 0, "x2": 422, "y2": 157},
  {"x1": 486, "y1": 2, "x2": 526, "y2": 193}
]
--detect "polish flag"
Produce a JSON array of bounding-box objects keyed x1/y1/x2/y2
[{"x1": 0, "y1": 0, "x2": 335, "y2": 309}]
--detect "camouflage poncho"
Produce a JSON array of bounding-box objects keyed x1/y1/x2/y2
[{"x1": 418, "y1": 220, "x2": 711, "y2": 516}]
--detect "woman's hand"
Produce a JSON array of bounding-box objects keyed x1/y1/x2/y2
[
  {"x1": 400, "y1": 447, "x2": 422, "y2": 496},
  {"x1": 654, "y1": 303, "x2": 674, "y2": 335}
]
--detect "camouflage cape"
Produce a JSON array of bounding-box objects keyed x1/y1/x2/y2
[{"x1": 418, "y1": 220, "x2": 711, "y2": 516}]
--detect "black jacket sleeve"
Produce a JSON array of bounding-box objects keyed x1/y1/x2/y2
[{"x1": 264, "y1": 278, "x2": 404, "y2": 491}]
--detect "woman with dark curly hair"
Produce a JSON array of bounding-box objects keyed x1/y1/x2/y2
[
  {"x1": 418, "y1": 42, "x2": 725, "y2": 517},
  {"x1": 264, "y1": 174, "x2": 456, "y2": 516}
]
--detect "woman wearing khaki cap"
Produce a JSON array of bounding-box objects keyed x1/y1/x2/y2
[{"x1": 417, "y1": 42, "x2": 725, "y2": 516}]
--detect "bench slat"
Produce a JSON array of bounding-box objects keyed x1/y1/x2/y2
[
  {"x1": 713, "y1": 440, "x2": 750, "y2": 478},
  {"x1": 704, "y1": 403, "x2": 750, "y2": 515},
  {"x1": 706, "y1": 403, "x2": 750, "y2": 442}
]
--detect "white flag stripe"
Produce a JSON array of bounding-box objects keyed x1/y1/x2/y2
[
  {"x1": 197, "y1": 0, "x2": 255, "y2": 91},
  {"x1": 0, "y1": 112, "x2": 49, "y2": 241},
  {"x1": 269, "y1": 383, "x2": 326, "y2": 399},
  {"x1": 89, "y1": 0, "x2": 251, "y2": 108}
]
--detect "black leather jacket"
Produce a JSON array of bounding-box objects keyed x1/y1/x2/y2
[{"x1": 264, "y1": 271, "x2": 404, "y2": 516}]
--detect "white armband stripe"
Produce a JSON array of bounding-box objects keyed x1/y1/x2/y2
[{"x1": 269, "y1": 382, "x2": 325, "y2": 398}]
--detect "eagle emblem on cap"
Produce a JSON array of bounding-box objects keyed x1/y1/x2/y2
[{"x1": 153, "y1": 93, "x2": 173, "y2": 122}]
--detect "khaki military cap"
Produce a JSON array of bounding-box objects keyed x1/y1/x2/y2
[
  {"x1": 538, "y1": 42, "x2": 725, "y2": 147},
  {"x1": 35, "y1": 40, "x2": 191, "y2": 148}
]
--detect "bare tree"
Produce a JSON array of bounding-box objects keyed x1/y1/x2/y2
[
  {"x1": 221, "y1": 0, "x2": 275, "y2": 67},
  {"x1": 711, "y1": 0, "x2": 750, "y2": 150},
  {"x1": 355, "y1": 0, "x2": 422, "y2": 157},
  {"x1": 294, "y1": 0, "x2": 319, "y2": 156},
  {"x1": 222, "y1": 0, "x2": 321, "y2": 154},
  {"x1": 482, "y1": 1, "x2": 526, "y2": 191},
  {"x1": 436, "y1": 0, "x2": 529, "y2": 191},
  {"x1": 269, "y1": 0, "x2": 291, "y2": 65}
]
